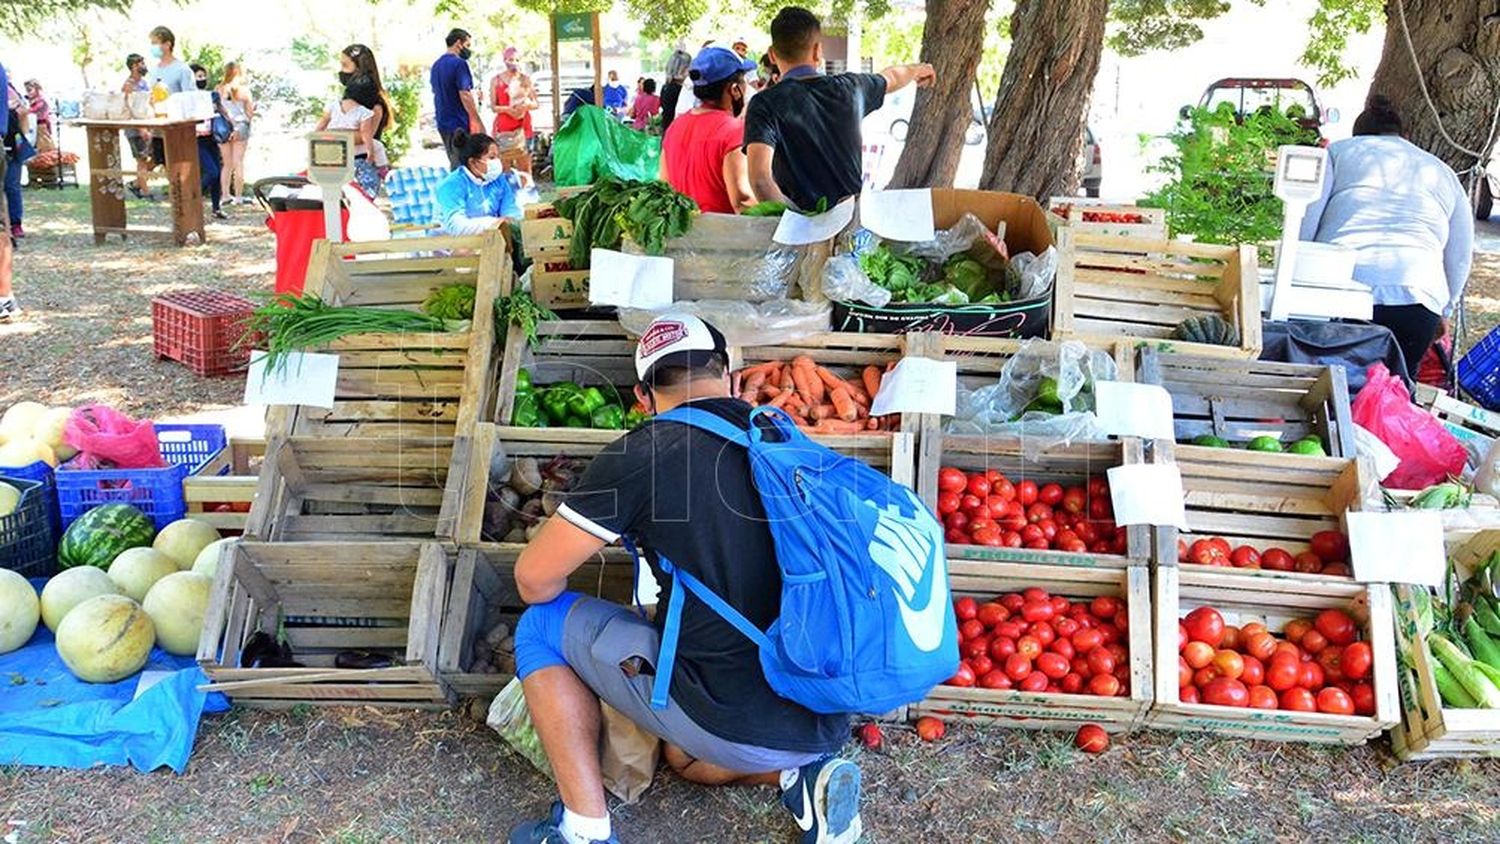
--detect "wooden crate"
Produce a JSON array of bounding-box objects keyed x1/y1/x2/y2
[
  {"x1": 1390, "y1": 531, "x2": 1500, "y2": 760},
  {"x1": 911, "y1": 561, "x2": 1153, "y2": 733},
  {"x1": 1159, "y1": 439, "x2": 1378, "y2": 583},
  {"x1": 916, "y1": 433, "x2": 1151, "y2": 568},
  {"x1": 1047, "y1": 199, "x2": 1168, "y2": 239},
  {"x1": 244, "y1": 437, "x2": 457, "y2": 542},
  {"x1": 1135, "y1": 348, "x2": 1356, "y2": 458},
  {"x1": 437, "y1": 543, "x2": 636, "y2": 698},
  {"x1": 1053, "y1": 230, "x2": 1261, "y2": 359},
  {"x1": 196, "y1": 541, "x2": 451, "y2": 707},
  {"x1": 183, "y1": 436, "x2": 264, "y2": 534},
  {"x1": 1413, "y1": 383, "x2": 1500, "y2": 461},
  {"x1": 1147, "y1": 566, "x2": 1399, "y2": 744},
  {"x1": 623, "y1": 213, "x2": 790, "y2": 302},
  {"x1": 519, "y1": 216, "x2": 572, "y2": 259}
]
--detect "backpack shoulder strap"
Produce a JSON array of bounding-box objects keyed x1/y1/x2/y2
[{"x1": 654, "y1": 405, "x2": 751, "y2": 447}]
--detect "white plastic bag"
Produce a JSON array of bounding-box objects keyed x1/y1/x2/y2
[
  {"x1": 821, "y1": 254, "x2": 891, "y2": 307},
  {"x1": 946, "y1": 339, "x2": 1117, "y2": 450}
]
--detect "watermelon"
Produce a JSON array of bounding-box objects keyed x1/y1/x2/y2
[{"x1": 58, "y1": 504, "x2": 157, "y2": 569}]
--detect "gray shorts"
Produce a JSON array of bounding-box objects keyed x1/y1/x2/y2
[{"x1": 562, "y1": 597, "x2": 823, "y2": 774}]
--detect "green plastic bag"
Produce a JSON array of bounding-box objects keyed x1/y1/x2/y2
[{"x1": 552, "y1": 105, "x2": 662, "y2": 186}]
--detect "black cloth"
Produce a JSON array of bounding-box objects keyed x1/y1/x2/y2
[
  {"x1": 439, "y1": 129, "x2": 463, "y2": 170},
  {"x1": 197, "y1": 137, "x2": 222, "y2": 211},
  {"x1": 1260, "y1": 319, "x2": 1408, "y2": 392},
  {"x1": 659, "y1": 80, "x2": 683, "y2": 134},
  {"x1": 558, "y1": 397, "x2": 850, "y2": 754},
  {"x1": 1373, "y1": 303, "x2": 1443, "y2": 382},
  {"x1": 742, "y1": 71, "x2": 886, "y2": 212}
]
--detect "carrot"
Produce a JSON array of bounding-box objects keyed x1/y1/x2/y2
[
  {"x1": 768, "y1": 390, "x2": 793, "y2": 409},
  {"x1": 760, "y1": 383, "x2": 782, "y2": 400},
  {"x1": 813, "y1": 419, "x2": 864, "y2": 434},
  {"x1": 745, "y1": 371, "x2": 767, "y2": 395},
  {"x1": 779, "y1": 364, "x2": 795, "y2": 391},
  {"x1": 809, "y1": 403, "x2": 835, "y2": 421},
  {"x1": 738, "y1": 361, "x2": 780, "y2": 382},
  {"x1": 862, "y1": 365, "x2": 882, "y2": 401},
  {"x1": 784, "y1": 391, "x2": 808, "y2": 415},
  {"x1": 830, "y1": 387, "x2": 858, "y2": 423},
  {"x1": 790, "y1": 362, "x2": 821, "y2": 404}
]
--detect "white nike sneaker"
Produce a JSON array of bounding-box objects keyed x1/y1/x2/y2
[{"x1": 782, "y1": 756, "x2": 862, "y2": 844}]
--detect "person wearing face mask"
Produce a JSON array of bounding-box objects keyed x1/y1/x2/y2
[
  {"x1": 333, "y1": 44, "x2": 395, "y2": 185},
  {"x1": 315, "y1": 75, "x2": 382, "y2": 197},
  {"x1": 659, "y1": 47, "x2": 757, "y2": 214},
  {"x1": 602, "y1": 70, "x2": 628, "y2": 117},
  {"x1": 434, "y1": 130, "x2": 521, "y2": 236},
  {"x1": 190, "y1": 63, "x2": 231, "y2": 220},
  {"x1": 431, "y1": 28, "x2": 483, "y2": 170},
  {"x1": 144, "y1": 27, "x2": 195, "y2": 177},
  {"x1": 121, "y1": 54, "x2": 155, "y2": 199},
  {"x1": 489, "y1": 46, "x2": 537, "y2": 175}
]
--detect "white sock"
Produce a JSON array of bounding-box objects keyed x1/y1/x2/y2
[
  {"x1": 559, "y1": 808, "x2": 611, "y2": 844},
  {"x1": 779, "y1": 767, "x2": 800, "y2": 791}
]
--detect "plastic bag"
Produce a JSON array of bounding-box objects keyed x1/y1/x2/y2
[
  {"x1": 1011, "y1": 246, "x2": 1058, "y2": 300},
  {"x1": 63, "y1": 405, "x2": 166, "y2": 470},
  {"x1": 1350, "y1": 364, "x2": 1467, "y2": 489},
  {"x1": 902, "y1": 213, "x2": 995, "y2": 263},
  {"x1": 618, "y1": 299, "x2": 832, "y2": 347},
  {"x1": 945, "y1": 340, "x2": 1117, "y2": 450},
  {"x1": 551, "y1": 105, "x2": 661, "y2": 186},
  {"x1": 486, "y1": 676, "x2": 554, "y2": 779},
  {"x1": 821, "y1": 254, "x2": 891, "y2": 306}
]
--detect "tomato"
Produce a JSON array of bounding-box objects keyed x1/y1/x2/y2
[
  {"x1": 1183, "y1": 606, "x2": 1226, "y2": 647},
  {"x1": 1023, "y1": 539, "x2": 1050, "y2": 550},
  {"x1": 1055, "y1": 529, "x2": 1081, "y2": 548},
  {"x1": 974, "y1": 670, "x2": 1006, "y2": 690},
  {"x1": 1016, "y1": 526, "x2": 1042, "y2": 547},
  {"x1": 1178, "y1": 538, "x2": 1190, "y2": 563},
  {"x1": 999, "y1": 503, "x2": 1027, "y2": 532},
  {"x1": 1090, "y1": 596, "x2": 1121, "y2": 620},
  {"x1": 959, "y1": 619, "x2": 985, "y2": 641},
  {"x1": 1316, "y1": 687, "x2": 1355, "y2": 715},
  {"x1": 1294, "y1": 552, "x2": 1324, "y2": 574},
  {"x1": 1315, "y1": 608, "x2": 1358, "y2": 646},
  {"x1": 971, "y1": 527, "x2": 1003, "y2": 547},
  {"x1": 1240, "y1": 622, "x2": 1268, "y2": 638},
  {"x1": 1229, "y1": 546, "x2": 1261, "y2": 569},
  {"x1": 1248, "y1": 684, "x2": 1279, "y2": 710},
  {"x1": 1075, "y1": 521, "x2": 1099, "y2": 544},
  {"x1": 968, "y1": 517, "x2": 998, "y2": 535},
  {"x1": 1192, "y1": 666, "x2": 1220, "y2": 689},
  {"x1": 1317, "y1": 646, "x2": 1345, "y2": 682},
  {"x1": 1322, "y1": 563, "x2": 1352, "y2": 577},
  {"x1": 1178, "y1": 656, "x2": 1194, "y2": 687},
  {"x1": 945, "y1": 512, "x2": 970, "y2": 534},
  {"x1": 1219, "y1": 625, "x2": 1241, "y2": 652},
  {"x1": 1284, "y1": 619, "x2": 1313, "y2": 643},
  {"x1": 947, "y1": 663, "x2": 976, "y2": 687},
  {"x1": 1037, "y1": 519, "x2": 1058, "y2": 543},
  {"x1": 1060, "y1": 672, "x2": 1085, "y2": 694},
  {"x1": 1300, "y1": 630, "x2": 1329, "y2": 655},
  {"x1": 1088, "y1": 495, "x2": 1113, "y2": 520},
  {"x1": 1038, "y1": 482, "x2": 1064, "y2": 506},
  {"x1": 1243, "y1": 632, "x2": 1277, "y2": 662},
  {"x1": 1179, "y1": 685, "x2": 1200, "y2": 704},
  {"x1": 1062, "y1": 487, "x2": 1087, "y2": 515},
  {"x1": 1178, "y1": 622, "x2": 1189, "y2": 652},
  {"x1": 1003, "y1": 653, "x2": 1033, "y2": 681},
  {"x1": 1106, "y1": 642, "x2": 1129, "y2": 665},
  {"x1": 1267, "y1": 654, "x2": 1302, "y2": 691},
  {"x1": 1086, "y1": 646, "x2": 1116, "y2": 676},
  {"x1": 938, "y1": 467, "x2": 968, "y2": 493},
  {"x1": 1029, "y1": 622, "x2": 1056, "y2": 647},
  {"x1": 954, "y1": 597, "x2": 979, "y2": 622},
  {"x1": 1020, "y1": 670, "x2": 1050, "y2": 692},
  {"x1": 1114, "y1": 612, "x2": 1130, "y2": 634},
  {"x1": 1054, "y1": 617, "x2": 1080, "y2": 638},
  {"x1": 1271, "y1": 641, "x2": 1303, "y2": 661},
  {"x1": 937, "y1": 491, "x2": 961, "y2": 516},
  {"x1": 969, "y1": 655, "x2": 994, "y2": 678},
  {"x1": 1001, "y1": 531, "x2": 1023, "y2": 548},
  {"x1": 1188, "y1": 539, "x2": 1228, "y2": 567},
  {"x1": 1261, "y1": 548, "x2": 1294, "y2": 571},
  {"x1": 1088, "y1": 476, "x2": 1109, "y2": 498},
  {"x1": 915, "y1": 716, "x2": 946, "y2": 742},
  {"x1": 1016, "y1": 480, "x2": 1039, "y2": 506},
  {"x1": 1088, "y1": 673, "x2": 1121, "y2": 697},
  {"x1": 1096, "y1": 624, "x2": 1121, "y2": 646},
  {"x1": 1050, "y1": 596, "x2": 1071, "y2": 616},
  {"x1": 1202, "y1": 677, "x2": 1250, "y2": 708},
  {"x1": 1056, "y1": 537, "x2": 1088, "y2": 554},
  {"x1": 989, "y1": 637, "x2": 1017, "y2": 660},
  {"x1": 1240, "y1": 655, "x2": 1265, "y2": 686},
  {"x1": 975, "y1": 602, "x2": 1006, "y2": 628},
  {"x1": 1309, "y1": 530, "x2": 1349, "y2": 563},
  {"x1": 966, "y1": 475, "x2": 992, "y2": 497},
  {"x1": 1075, "y1": 724, "x2": 1109, "y2": 753},
  {"x1": 1339, "y1": 642, "x2": 1372, "y2": 680},
  {"x1": 960, "y1": 494, "x2": 984, "y2": 517},
  {"x1": 994, "y1": 620, "x2": 1025, "y2": 639},
  {"x1": 984, "y1": 495, "x2": 1009, "y2": 520},
  {"x1": 1207, "y1": 537, "x2": 1231, "y2": 557},
  {"x1": 1073, "y1": 628, "x2": 1105, "y2": 653},
  {"x1": 1280, "y1": 687, "x2": 1317, "y2": 712},
  {"x1": 1027, "y1": 503, "x2": 1054, "y2": 524},
  {"x1": 1037, "y1": 652, "x2": 1070, "y2": 679},
  {"x1": 946, "y1": 529, "x2": 968, "y2": 544},
  {"x1": 1351, "y1": 682, "x2": 1376, "y2": 715},
  {"x1": 961, "y1": 639, "x2": 988, "y2": 660},
  {"x1": 1212, "y1": 649, "x2": 1245, "y2": 681},
  {"x1": 990, "y1": 477, "x2": 1016, "y2": 502},
  {"x1": 1016, "y1": 636, "x2": 1043, "y2": 661},
  {"x1": 1298, "y1": 660, "x2": 1325, "y2": 690},
  {"x1": 1021, "y1": 602, "x2": 1055, "y2": 623}
]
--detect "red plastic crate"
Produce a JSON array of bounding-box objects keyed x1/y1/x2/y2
[{"x1": 152, "y1": 289, "x2": 257, "y2": 376}]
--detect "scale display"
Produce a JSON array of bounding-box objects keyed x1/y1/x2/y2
[{"x1": 310, "y1": 138, "x2": 349, "y2": 169}]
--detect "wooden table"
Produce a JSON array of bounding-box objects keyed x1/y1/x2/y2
[{"x1": 75, "y1": 118, "x2": 205, "y2": 246}]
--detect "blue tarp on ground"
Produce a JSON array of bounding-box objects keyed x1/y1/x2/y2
[{"x1": 0, "y1": 579, "x2": 229, "y2": 773}]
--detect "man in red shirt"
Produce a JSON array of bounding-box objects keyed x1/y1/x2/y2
[{"x1": 659, "y1": 46, "x2": 757, "y2": 214}]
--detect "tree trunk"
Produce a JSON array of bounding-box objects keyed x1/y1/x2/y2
[
  {"x1": 886, "y1": 0, "x2": 992, "y2": 188},
  {"x1": 978, "y1": 0, "x2": 1108, "y2": 200},
  {"x1": 1368, "y1": 0, "x2": 1500, "y2": 187}
]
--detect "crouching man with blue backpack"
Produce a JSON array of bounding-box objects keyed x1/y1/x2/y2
[{"x1": 508, "y1": 314, "x2": 957, "y2": 844}]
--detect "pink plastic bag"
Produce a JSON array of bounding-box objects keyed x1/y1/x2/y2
[
  {"x1": 62, "y1": 405, "x2": 167, "y2": 470},
  {"x1": 1351, "y1": 364, "x2": 1467, "y2": 489}
]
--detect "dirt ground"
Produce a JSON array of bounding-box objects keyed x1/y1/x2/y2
[{"x1": 9, "y1": 192, "x2": 1500, "y2": 843}]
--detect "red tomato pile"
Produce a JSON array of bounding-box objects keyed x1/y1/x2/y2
[
  {"x1": 1049, "y1": 204, "x2": 1148, "y2": 225},
  {"x1": 1176, "y1": 530, "x2": 1351, "y2": 576},
  {"x1": 947, "y1": 588, "x2": 1131, "y2": 698},
  {"x1": 1176, "y1": 605, "x2": 1376, "y2": 715},
  {"x1": 937, "y1": 467, "x2": 1128, "y2": 555}
]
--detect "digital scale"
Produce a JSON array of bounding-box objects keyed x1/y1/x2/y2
[
  {"x1": 307, "y1": 130, "x2": 356, "y2": 245},
  {"x1": 1262, "y1": 144, "x2": 1374, "y2": 322}
]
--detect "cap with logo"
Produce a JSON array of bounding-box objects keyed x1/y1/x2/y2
[
  {"x1": 634, "y1": 314, "x2": 728, "y2": 382},
  {"x1": 688, "y1": 46, "x2": 758, "y2": 86}
]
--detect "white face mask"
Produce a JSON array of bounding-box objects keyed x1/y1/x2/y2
[{"x1": 485, "y1": 159, "x2": 505, "y2": 181}]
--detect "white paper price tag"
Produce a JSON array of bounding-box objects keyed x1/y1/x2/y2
[
  {"x1": 858, "y1": 188, "x2": 936, "y2": 243},
  {"x1": 1107, "y1": 463, "x2": 1187, "y2": 527},
  {"x1": 869, "y1": 358, "x2": 957, "y2": 417},
  {"x1": 771, "y1": 197, "x2": 856, "y2": 246},
  {"x1": 244, "y1": 351, "x2": 339, "y2": 409},
  {"x1": 1094, "y1": 381, "x2": 1175, "y2": 440},
  {"x1": 588, "y1": 248, "x2": 674, "y2": 309},
  {"x1": 1346, "y1": 511, "x2": 1446, "y2": 586}
]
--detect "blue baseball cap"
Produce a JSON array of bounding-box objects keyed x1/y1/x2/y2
[{"x1": 689, "y1": 46, "x2": 757, "y2": 86}]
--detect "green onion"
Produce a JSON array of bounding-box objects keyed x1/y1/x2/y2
[{"x1": 245, "y1": 292, "x2": 449, "y2": 376}]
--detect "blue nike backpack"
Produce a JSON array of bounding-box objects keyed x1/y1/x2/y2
[{"x1": 631, "y1": 405, "x2": 959, "y2": 716}]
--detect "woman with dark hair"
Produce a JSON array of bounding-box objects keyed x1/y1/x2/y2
[
  {"x1": 189, "y1": 63, "x2": 231, "y2": 219},
  {"x1": 434, "y1": 130, "x2": 521, "y2": 235},
  {"x1": 336, "y1": 44, "x2": 394, "y2": 182},
  {"x1": 1300, "y1": 95, "x2": 1474, "y2": 374},
  {"x1": 315, "y1": 52, "x2": 384, "y2": 196}
]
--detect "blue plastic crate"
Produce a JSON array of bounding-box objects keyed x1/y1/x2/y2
[
  {"x1": 1459, "y1": 326, "x2": 1500, "y2": 412},
  {"x1": 1, "y1": 459, "x2": 61, "y2": 544},
  {"x1": 0, "y1": 475, "x2": 57, "y2": 577},
  {"x1": 55, "y1": 423, "x2": 227, "y2": 532}
]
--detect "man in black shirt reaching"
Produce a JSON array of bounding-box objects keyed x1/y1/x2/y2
[
  {"x1": 744, "y1": 6, "x2": 934, "y2": 211},
  {"x1": 507, "y1": 314, "x2": 859, "y2": 844}
]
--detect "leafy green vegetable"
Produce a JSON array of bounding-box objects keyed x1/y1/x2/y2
[
  {"x1": 495, "y1": 290, "x2": 558, "y2": 350},
  {"x1": 422, "y1": 284, "x2": 476, "y2": 321},
  {"x1": 742, "y1": 200, "x2": 788, "y2": 218},
  {"x1": 943, "y1": 256, "x2": 990, "y2": 301},
  {"x1": 554, "y1": 178, "x2": 698, "y2": 268},
  {"x1": 859, "y1": 243, "x2": 927, "y2": 298}
]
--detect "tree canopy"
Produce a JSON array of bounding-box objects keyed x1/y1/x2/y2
[{"x1": 0, "y1": 0, "x2": 128, "y2": 36}]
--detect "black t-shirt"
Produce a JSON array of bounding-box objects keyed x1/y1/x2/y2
[
  {"x1": 557, "y1": 397, "x2": 850, "y2": 753},
  {"x1": 659, "y1": 80, "x2": 683, "y2": 134},
  {"x1": 742, "y1": 72, "x2": 886, "y2": 212}
]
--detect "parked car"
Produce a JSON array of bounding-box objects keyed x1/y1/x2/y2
[
  {"x1": 889, "y1": 100, "x2": 988, "y2": 146},
  {"x1": 1078, "y1": 126, "x2": 1102, "y2": 197},
  {"x1": 1181, "y1": 77, "x2": 1339, "y2": 142}
]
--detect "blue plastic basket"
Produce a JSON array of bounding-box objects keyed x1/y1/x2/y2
[
  {"x1": 55, "y1": 423, "x2": 227, "y2": 532},
  {"x1": 2, "y1": 459, "x2": 61, "y2": 545},
  {"x1": 1458, "y1": 326, "x2": 1500, "y2": 412},
  {"x1": 0, "y1": 475, "x2": 57, "y2": 577}
]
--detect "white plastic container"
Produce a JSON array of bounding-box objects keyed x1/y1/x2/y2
[{"x1": 1292, "y1": 241, "x2": 1356, "y2": 285}]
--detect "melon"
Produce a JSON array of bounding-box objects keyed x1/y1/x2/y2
[
  {"x1": 0, "y1": 480, "x2": 20, "y2": 517},
  {"x1": 0, "y1": 401, "x2": 46, "y2": 439},
  {"x1": 0, "y1": 437, "x2": 56, "y2": 469},
  {"x1": 0, "y1": 568, "x2": 40, "y2": 654},
  {"x1": 32, "y1": 406, "x2": 77, "y2": 462},
  {"x1": 191, "y1": 537, "x2": 236, "y2": 579},
  {"x1": 58, "y1": 504, "x2": 156, "y2": 569},
  {"x1": 40, "y1": 566, "x2": 123, "y2": 631},
  {"x1": 142, "y1": 571, "x2": 212, "y2": 655},
  {"x1": 55, "y1": 594, "x2": 155, "y2": 683},
  {"x1": 153, "y1": 519, "x2": 221, "y2": 569},
  {"x1": 108, "y1": 547, "x2": 179, "y2": 602}
]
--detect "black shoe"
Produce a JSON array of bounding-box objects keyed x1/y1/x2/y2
[{"x1": 212, "y1": 209, "x2": 229, "y2": 220}]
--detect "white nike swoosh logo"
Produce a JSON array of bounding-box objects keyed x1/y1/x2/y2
[
  {"x1": 868, "y1": 497, "x2": 949, "y2": 653},
  {"x1": 793, "y1": 779, "x2": 815, "y2": 831}
]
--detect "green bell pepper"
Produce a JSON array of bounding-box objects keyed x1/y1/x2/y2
[
  {"x1": 512, "y1": 392, "x2": 545, "y2": 428},
  {"x1": 565, "y1": 414, "x2": 590, "y2": 429},
  {"x1": 540, "y1": 385, "x2": 576, "y2": 426},
  {"x1": 625, "y1": 408, "x2": 651, "y2": 429},
  {"x1": 515, "y1": 368, "x2": 533, "y2": 393},
  {"x1": 590, "y1": 405, "x2": 625, "y2": 429},
  {"x1": 568, "y1": 386, "x2": 608, "y2": 419}
]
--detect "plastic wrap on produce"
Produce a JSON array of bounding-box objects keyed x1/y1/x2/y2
[
  {"x1": 487, "y1": 676, "x2": 554, "y2": 779},
  {"x1": 1011, "y1": 246, "x2": 1058, "y2": 300},
  {"x1": 821, "y1": 254, "x2": 891, "y2": 307},
  {"x1": 946, "y1": 339, "x2": 1117, "y2": 453},
  {"x1": 617, "y1": 299, "x2": 831, "y2": 347},
  {"x1": 901, "y1": 213, "x2": 994, "y2": 262}
]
